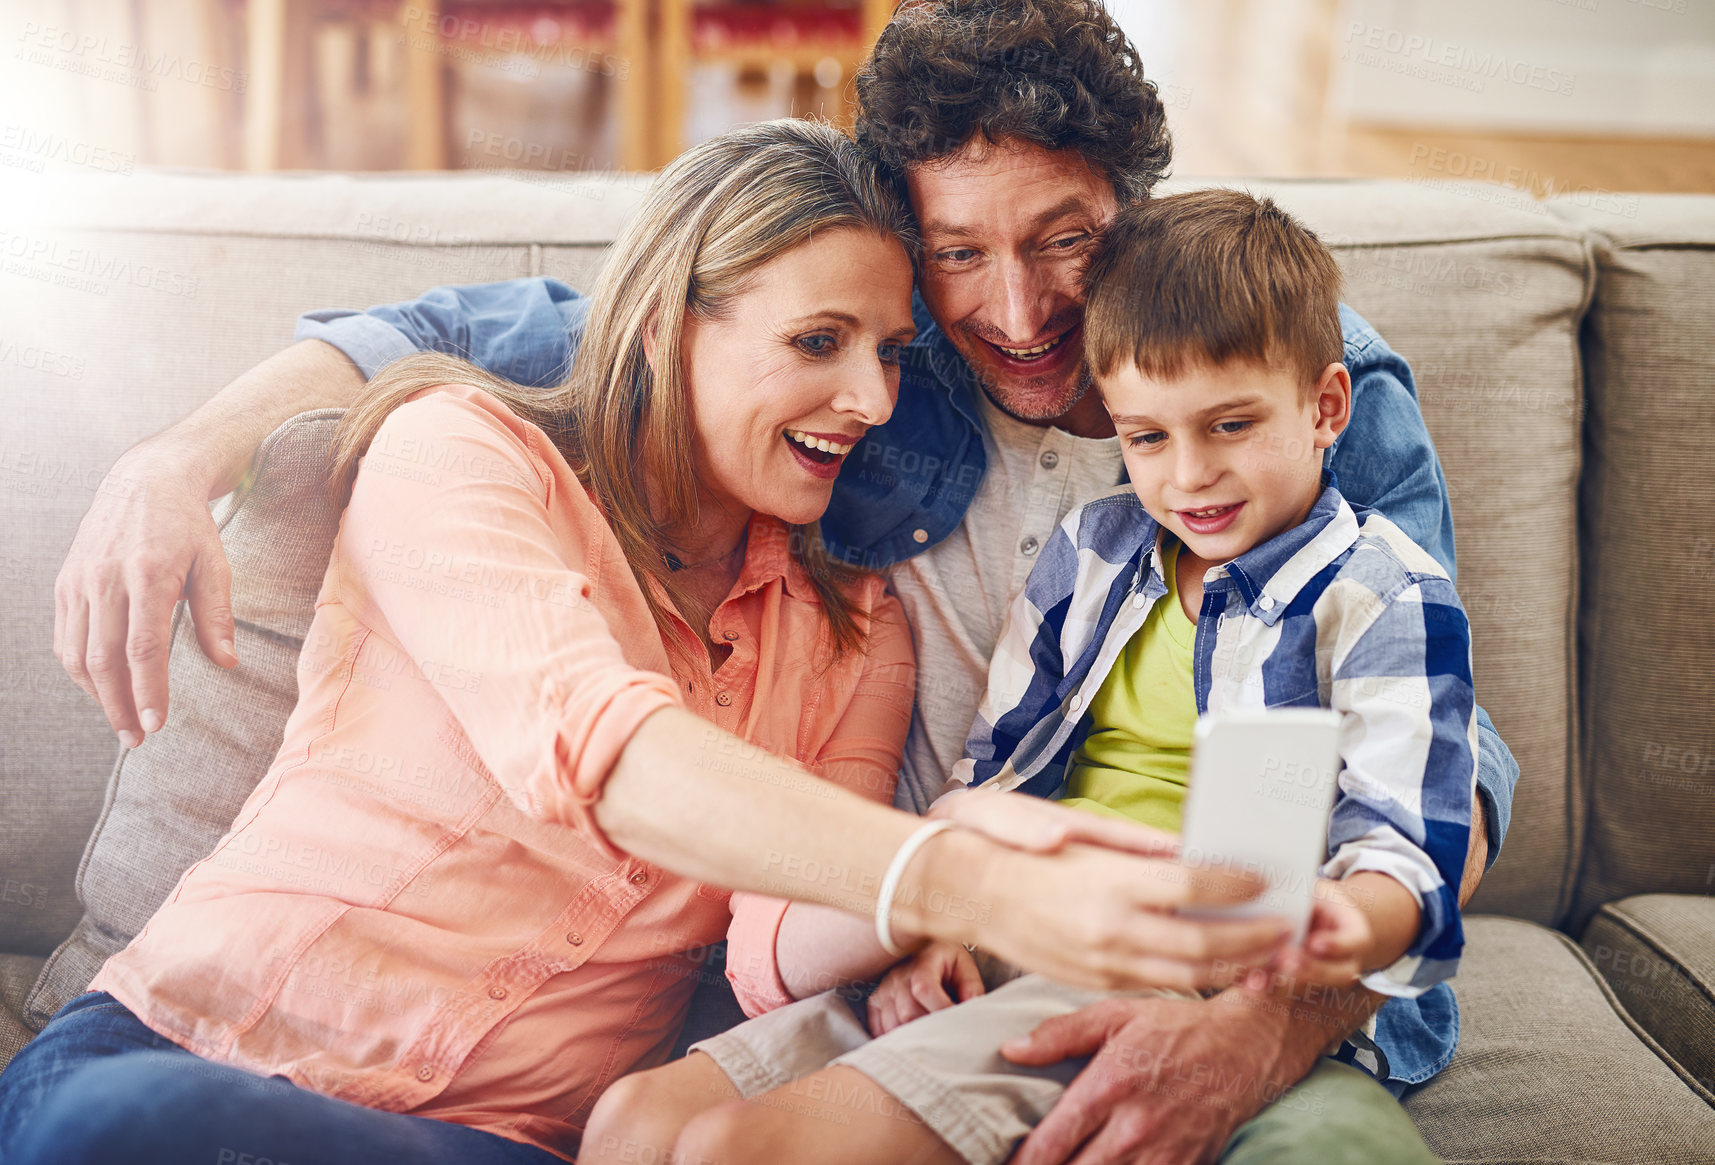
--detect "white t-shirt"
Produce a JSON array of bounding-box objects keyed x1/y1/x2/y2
[{"x1": 888, "y1": 391, "x2": 1125, "y2": 812}]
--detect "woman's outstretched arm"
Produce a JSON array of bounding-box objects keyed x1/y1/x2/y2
[{"x1": 598, "y1": 705, "x2": 1289, "y2": 993}]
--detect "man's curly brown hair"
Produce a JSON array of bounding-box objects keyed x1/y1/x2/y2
[{"x1": 854, "y1": 0, "x2": 1171, "y2": 204}]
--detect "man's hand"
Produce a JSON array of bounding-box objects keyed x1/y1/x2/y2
[
  {"x1": 1001, "y1": 994, "x2": 1292, "y2": 1165},
  {"x1": 866, "y1": 941, "x2": 985, "y2": 1036},
  {"x1": 52, "y1": 338, "x2": 368, "y2": 746},
  {"x1": 1004, "y1": 970, "x2": 1380, "y2": 1165},
  {"x1": 54, "y1": 448, "x2": 237, "y2": 746}
]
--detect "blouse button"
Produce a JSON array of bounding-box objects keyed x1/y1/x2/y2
[
  {"x1": 1132, "y1": 592, "x2": 1147, "y2": 608},
  {"x1": 723, "y1": 630, "x2": 739, "y2": 642},
  {"x1": 566, "y1": 931, "x2": 584, "y2": 945},
  {"x1": 488, "y1": 986, "x2": 507, "y2": 1000},
  {"x1": 912, "y1": 528, "x2": 929, "y2": 544},
  {"x1": 417, "y1": 1065, "x2": 435, "y2": 1082},
  {"x1": 630, "y1": 870, "x2": 648, "y2": 885},
  {"x1": 1069, "y1": 694, "x2": 1083, "y2": 712},
  {"x1": 716, "y1": 691, "x2": 733, "y2": 707},
  {"x1": 1258, "y1": 594, "x2": 1276, "y2": 611}
]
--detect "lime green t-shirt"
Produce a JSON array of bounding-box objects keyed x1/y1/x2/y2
[{"x1": 1061, "y1": 539, "x2": 1197, "y2": 833}]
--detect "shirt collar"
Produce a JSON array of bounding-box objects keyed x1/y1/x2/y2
[
  {"x1": 1219, "y1": 476, "x2": 1361, "y2": 626},
  {"x1": 733, "y1": 512, "x2": 818, "y2": 603}
]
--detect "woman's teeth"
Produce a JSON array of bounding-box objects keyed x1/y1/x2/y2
[
  {"x1": 995, "y1": 334, "x2": 1063, "y2": 359},
  {"x1": 785, "y1": 430, "x2": 853, "y2": 456}
]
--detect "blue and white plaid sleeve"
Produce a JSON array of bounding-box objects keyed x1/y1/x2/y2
[
  {"x1": 1322, "y1": 555, "x2": 1477, "y2": 997},
  {"x1": 948, "y1": 507, "x2": 1087, "y2": 797}
]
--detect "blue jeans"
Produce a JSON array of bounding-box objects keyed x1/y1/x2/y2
[{"x1": 0, "y1": 992, "x2": 566, "y2": 1164}]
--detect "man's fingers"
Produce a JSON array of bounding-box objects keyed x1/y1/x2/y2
[
  {"x1": 56, "y1": 592, "x2": 95, "y2": 698},
  {"x1": 1012, "y1": 1075, "x2": 1114, "y2": 1165},
  {"x1": 127, "y1": 571, "x2": 181, "y2": 737},
  {"x1": 84, "y1": 588, "x2": 141, "y2": 746},
  {"x1": 1064, "y1": 1113, "x2": 1154, "y2": 1165},
  {"x1": 185, "y1": 540, "x2": 238, "y2": 670},
  {"x1": 1001, "y1": 1000, "x2": 1128, "y2": 1066}
]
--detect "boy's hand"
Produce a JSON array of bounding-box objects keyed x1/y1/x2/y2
[
  {"x1": 866, "y1": 941, "x2": 985, "y2": 1037},
  {"x1": 1246, "y1": 880, "x2": 1371, "y2": 993}
]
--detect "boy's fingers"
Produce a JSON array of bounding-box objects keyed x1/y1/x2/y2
[
  {"x1": 951, "y1": 952, "x2": 986, "y2": 1002},
  {"x1": 910, "y1": 973, "x2": 956, "y2": 1013}
]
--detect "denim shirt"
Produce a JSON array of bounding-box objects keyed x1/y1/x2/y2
[{"x1": 296, "y1": 278, "x2": 1518, "y2": 892}]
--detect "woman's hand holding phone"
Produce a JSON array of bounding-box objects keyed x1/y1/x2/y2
[{"x1": 891, "y1": 826, "x2": 1291, "y2": 995}]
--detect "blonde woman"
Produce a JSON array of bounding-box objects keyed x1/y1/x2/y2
[{"x1": 0, "y1": 122, "x2": 1280, "y2": 1165}]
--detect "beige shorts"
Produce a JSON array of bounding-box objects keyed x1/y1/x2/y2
[{"x1": 689, "y1": 956, "x2": 1183, "y2": 1165}]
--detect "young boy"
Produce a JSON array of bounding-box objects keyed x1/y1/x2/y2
[{"x1": 585, "y1": 190, "x2": 1475, "y2": 1165}]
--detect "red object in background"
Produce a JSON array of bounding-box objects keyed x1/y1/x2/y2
[{"x1": 693, "y1": 3, "x2": 862, "y2": 51}]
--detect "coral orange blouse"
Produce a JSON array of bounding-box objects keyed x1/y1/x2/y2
[{"x1": 91, "y1": 384, "x2": 915, "y2": 1160}]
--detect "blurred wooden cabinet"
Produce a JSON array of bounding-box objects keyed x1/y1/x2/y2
[
  {"x1": 653, "y1": 0, "x2": 893, "y2": 166},
  {"x1": 240, "y1": 0, "x2": 891, "y2": 172}
]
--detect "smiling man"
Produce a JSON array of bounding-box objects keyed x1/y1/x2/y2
[{"x1": 55, "y1": 0, "x2": 1517, "y2": 1161}]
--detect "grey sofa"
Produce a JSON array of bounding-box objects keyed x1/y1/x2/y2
[{"x1": 1, "y1": 169, "x2": 1712, "y2": 1163}]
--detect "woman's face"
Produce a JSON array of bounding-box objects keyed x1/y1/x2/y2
[{"x1": 678, "y1": 228, "x2": 917, "y2": 529}]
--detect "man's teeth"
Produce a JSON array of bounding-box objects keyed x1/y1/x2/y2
[
  {"x1": 786, "y1": 430, "x2": 854, "y2": 456},
  {"x1": 995, "y1": 334, "x2": 1063, "y2": 359}
]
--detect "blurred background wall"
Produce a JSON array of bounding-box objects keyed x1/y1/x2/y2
[{"x1": 1, "y1": 0, "x2": 1711, "y2": 191}]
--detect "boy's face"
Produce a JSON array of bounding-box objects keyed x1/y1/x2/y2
[{"x1": 1102, "y1": 358, "x2": 1351, "y2": 564}]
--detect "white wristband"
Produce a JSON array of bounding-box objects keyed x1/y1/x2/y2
[{"x1": 875, "y1": 819, "x2": 956, "y2": 958}]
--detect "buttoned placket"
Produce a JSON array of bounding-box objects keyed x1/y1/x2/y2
[
  {"x1": 395, "y1": 850, "x2": 661, "y2": 1107},
  {"x1": 1008, "y1": 434, "x2": 1083, "y2": 597}
]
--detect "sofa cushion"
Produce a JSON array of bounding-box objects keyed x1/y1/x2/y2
[
  {"x1": 2, "y1": 170, "x2": 627, "y2": 959},
  {"x1": 1546, "y1": 195, "x2": 1715, "y2": 930},
  {"x1": 23, "y1": 411, "x2": 347, "y2": 1030},
  {"x1": 1583, "y1": 894, "x2": 1715, "y2": 1095},
  {"x1": 1224, "y1": 180, "x2": 1590, "y2": 926},
  {"x1": 0, "y1": 955, "x2": 47, "y2": 1072},
  {"x1": 1405, "y1": 915, "x2": 1715, "y2": 1163}
]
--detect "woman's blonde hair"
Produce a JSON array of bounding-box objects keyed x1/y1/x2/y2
[{"x1": 328, "y1": 119, "x2": 915, "y2": 661}]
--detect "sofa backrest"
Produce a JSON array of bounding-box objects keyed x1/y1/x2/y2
[{"x1": 1549, "y1": 196, "x2": 1715, "y2": 930}]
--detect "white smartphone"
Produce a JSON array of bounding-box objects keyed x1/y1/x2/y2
[{"x1": 1178, "y1": 709, "x2": 1343, "y2": 943}]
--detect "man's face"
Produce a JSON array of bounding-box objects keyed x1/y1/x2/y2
[
  {"x1": 1101, "y1": 358, "x2": 1350, "y2": 564},
  {"x1": 906, "y1": 138, "x2": 1119, "y2": 426}
]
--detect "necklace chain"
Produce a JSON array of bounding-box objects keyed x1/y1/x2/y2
[{"x1": 664, "y1": 539, "x2": 746, "y2": 572}]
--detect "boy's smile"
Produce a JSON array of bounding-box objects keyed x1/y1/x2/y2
[{"x1": 1102, "y1": 358, "x2": 1352, "y2": 565}]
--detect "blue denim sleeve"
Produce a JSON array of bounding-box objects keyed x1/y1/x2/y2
[
  {"x1": 1332, "y1": 306, "x2": 1516, "y2": 868},
  {"x1": 1473, "y1": 705, "x2": 1516, "y2": 871},
  {"x1": 1329, "y1": 309, "x2": 1458, "y2": 582},
  {"x1": 294, "y1": 276, "x2": 588, "y2": 388}
]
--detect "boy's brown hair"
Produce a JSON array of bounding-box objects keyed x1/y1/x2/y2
[{"x1": 1083, "y1": 189, "x2": 1344, "y2": 392}]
